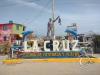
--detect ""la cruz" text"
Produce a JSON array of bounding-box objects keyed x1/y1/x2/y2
[{"x1": 22, "y1": 40, "x2": 79, "y2": 52}]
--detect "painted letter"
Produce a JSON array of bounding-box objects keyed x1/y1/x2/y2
[
  {"x1": 32, "y1": 40, "x2": 39, "y2": 52},
  {"x1": 23, "y1": 41, "x2": 29, "y2": 52},
  {"x1": 62, "y1": 40, "x2": 70, "y2": 51},
  {"x1": 53, "y1": 40, "x2": 59, "y2": 51},
  {"x1": 44, "y1": 41, "x2": 50, "y2": 51},
  {"x1": 72, "y1": 40, "x2": 79, "y2": 51}
]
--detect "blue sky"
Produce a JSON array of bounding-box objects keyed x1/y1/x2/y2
[{"x1": 0, "y1": 0, "x2": 100, "y2": 36}]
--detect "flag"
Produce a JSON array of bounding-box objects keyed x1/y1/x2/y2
[{"x1": 58, "y1": 16, "x2": 61, "y2": 25}]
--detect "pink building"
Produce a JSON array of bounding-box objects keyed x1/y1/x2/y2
[{"x1": 0, "y1": 21, "x2": 25, "y2": 44}]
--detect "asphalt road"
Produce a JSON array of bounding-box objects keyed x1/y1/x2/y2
[{"x1": 0, "y1": 62, "x2": 100, "y2": 75}]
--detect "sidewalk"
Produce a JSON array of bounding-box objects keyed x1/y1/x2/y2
[
  {"x1": 0, "y1": 55, "x2": 8, "y2": 60},
  {"x1": 0, "y1": 55, "x2": 8, "y2": 64},
  {"x1": 94, "y1": 54, "x2": 100, "y2": 58}
]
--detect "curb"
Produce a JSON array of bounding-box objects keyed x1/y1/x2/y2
[{"x1": 1, "y1": 58, "x2": 100, "y2": 64}]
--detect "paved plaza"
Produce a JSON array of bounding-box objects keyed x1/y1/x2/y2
[
  {"x1": 0, "y1": 62, "x2": 100, "y2": 75},
  {"x1": 0, "y1": 54, "x2": 100, "y2": 75}
]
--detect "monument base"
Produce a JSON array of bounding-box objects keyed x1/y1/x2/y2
[{"x1": 18, "y1": 51, "x2": 80, "y2": 59}]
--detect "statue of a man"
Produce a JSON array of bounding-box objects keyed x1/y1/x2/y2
[{"x1": 47, "y1": 18, "x2": 53, "y2": 37}]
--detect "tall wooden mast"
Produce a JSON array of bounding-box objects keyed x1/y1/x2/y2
[{"x1": 51, "y1": 0, "x2": 55, "y2": 39}]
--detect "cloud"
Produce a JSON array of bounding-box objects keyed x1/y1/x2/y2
[
  {"x1": 8, "y1": 0, "x2": 50, "y2": 13},
  {"x1": 0, "y1": 0, "x2": 17, "y2": 7}
]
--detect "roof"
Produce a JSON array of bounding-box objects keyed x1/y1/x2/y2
[
  {"x1": 65, "y1": 29, "x2": 77, "y2": 37},
  {"x1": 14, "y1": 23, "x2": 25, "y2": 27},
  {"x1": 22, "y1": 31, "x2": 33, "y2": 36},
  {"x1": 0, "y1": 21, "x2": 25, "y2": 27},
  {"x1": 0, "y1": 23, "x2": 13, "y2": 26}
]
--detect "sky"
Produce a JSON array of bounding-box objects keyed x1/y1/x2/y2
[{"x1": 0, "y1": 0, "x2": 100, "y2": 36}]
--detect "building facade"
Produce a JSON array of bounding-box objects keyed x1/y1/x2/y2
[{"x1": 0, "y1": 21, "x2": 25, "y2": 44}]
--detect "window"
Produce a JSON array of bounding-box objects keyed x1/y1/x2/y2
[
  {"x1": 3, "y1": 25, "x2": 8, "y2": 30},
  {"x1": 16, "y1": 25, "x2": 19, "y2": 30},
  {"x1": 23, "y1": 27, "x2": 25, "y2": 31},
  {"x1": 4, "y1": 36, "x2": 7, "y2": 41}
]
